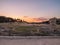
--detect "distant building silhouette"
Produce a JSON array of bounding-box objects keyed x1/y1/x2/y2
[
  {"x1": 49, "y1": 17, "x2": 57, "y2": 32},
  {"x1": 49, "y1": 17, "x2": 57, "y2": 26}
]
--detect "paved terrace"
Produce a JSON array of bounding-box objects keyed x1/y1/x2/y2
[{"x1": 0, "y1": 36, "x2": 60, "y2": 45}]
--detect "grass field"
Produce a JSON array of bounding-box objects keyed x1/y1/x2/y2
[{"x1": 0, "y1": 23, "x2": 60, "y2": 36}]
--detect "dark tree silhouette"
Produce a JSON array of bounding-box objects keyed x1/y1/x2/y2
[{"x1": 0, "y1": 16, "x2": 23, "y2": 23}]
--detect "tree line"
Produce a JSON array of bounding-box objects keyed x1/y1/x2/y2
[{"x1": 0, "y1": 16, "x2": 24, "y2": 23}]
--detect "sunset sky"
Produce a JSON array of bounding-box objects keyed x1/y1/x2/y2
[{"x1": 0, "y1": 0, "x2": 60, "y2": 22}]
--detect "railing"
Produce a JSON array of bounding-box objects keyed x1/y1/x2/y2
[{"x1": 0, "y1": 36, "x2": 60, "y2": 39}]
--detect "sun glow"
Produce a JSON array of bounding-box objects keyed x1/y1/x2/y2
[
  {"x1": 20, "y1": 16, "x2": 47, "y2": 22},
  {"x1": 0, "y1": 13, "x2": 47, "y2": 22}
]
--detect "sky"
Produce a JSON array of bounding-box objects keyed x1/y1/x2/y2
[{"x1": 0, "y1": 0, "x2": 60, "y2": 22}]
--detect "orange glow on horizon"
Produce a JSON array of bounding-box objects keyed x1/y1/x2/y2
[
  {"x1": 0, "y1": 13, "x2": 47, "y2": 22},
  {"x1": 20, "y1": 16, "x2": 47, "y2": 22}
]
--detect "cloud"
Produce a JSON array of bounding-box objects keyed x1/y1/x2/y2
[{"x1": 22, "y1": 16, "x2": 47, "y2": 22}]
